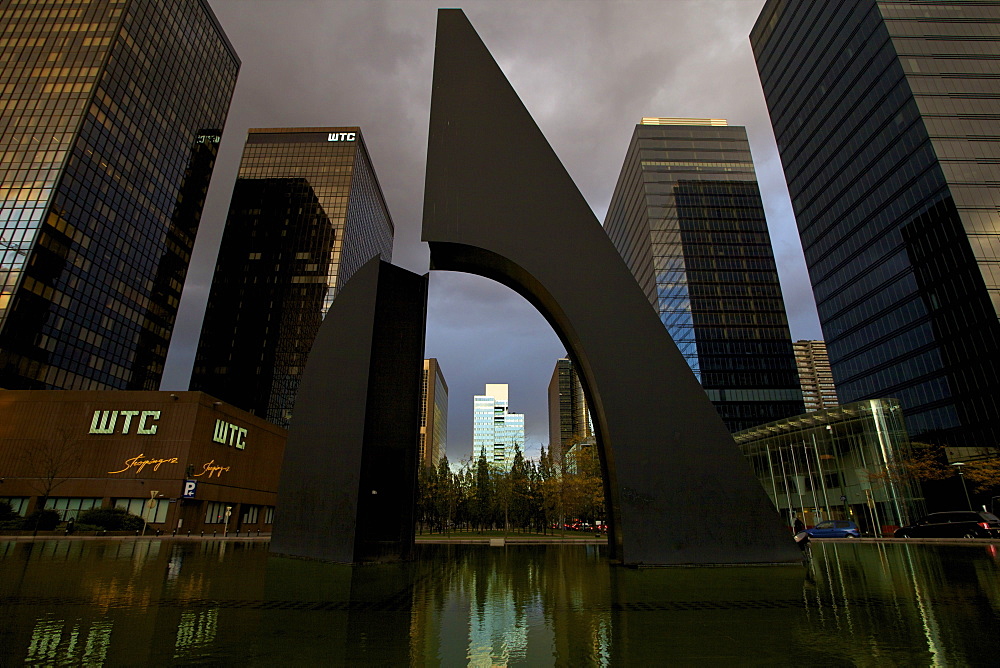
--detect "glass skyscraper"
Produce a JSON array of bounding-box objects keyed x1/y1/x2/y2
[
  {"x1": 420, "y1": 358, "x2": 448, "y2": 468},
  {"x1": 473, "y1": 384, "x2": 524, "y2": 468},
  {"x1": 752, "y1": 0, "x2": 1000, "y2": 452},
  {"x1": 548, "y1": 357, "x2": 592, "y2": 462},
  {"x1": 0, "y1": 0, "x2": 239, "y2": 390},
  {"x1": 190, "y1": 127, "x2": 394, "y2": 427},
  {"x1": 604, "y1": 118, "x2": 804, "y2": 432}
]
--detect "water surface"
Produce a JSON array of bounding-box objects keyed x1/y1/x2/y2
[{"x1": 1, "y1": 539, "x2": 997, "y2": 665}]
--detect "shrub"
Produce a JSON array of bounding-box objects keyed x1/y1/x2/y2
[
  {"x1": 73, "y1": 523, "x2": 102, "y2": 532},
  {"x1": 77, "y1": 507, "x2": 145, "y2": 531},
  {"x1": 0, "y1": 500, "x2": 17, "y2": 522},
  {"x1": 24, "y1": 508, "x2": 61, "y2": 531}
]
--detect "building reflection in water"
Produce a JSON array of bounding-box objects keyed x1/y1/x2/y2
[
  {"x1": 1, "y1": 540, "x2": 999, "y2": 664},
  {"x1": 24, "y1": 617, "x2": 112, "y2": 665},
  {"x1": 409, "y1": 545, "x2": 611, "y2": 665}
]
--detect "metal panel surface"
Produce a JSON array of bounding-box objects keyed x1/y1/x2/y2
[{"x1": 270, "y1": 259, "x2": 427, "y2": 563}]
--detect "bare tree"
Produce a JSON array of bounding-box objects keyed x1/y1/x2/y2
[{"x1": 22, "y1": 429, "x2": 82, "y2": 517}]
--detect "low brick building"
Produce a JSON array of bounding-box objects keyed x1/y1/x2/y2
[{"x1": 0, "y1": 391, "x2": 286, "y2": 534}]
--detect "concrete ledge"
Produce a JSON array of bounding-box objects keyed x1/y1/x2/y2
[
  {"x1": 0, "y1": 533, "x2": 271, "y2": 542},
  {"x1": 416, "y1": 537, "x2": 607, "y2": 545},
  {"x1": 811, "y1": 537, "x2": 1000, "y2": 545}
]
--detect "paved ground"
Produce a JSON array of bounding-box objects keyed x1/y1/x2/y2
[
  {"x1": 2, "y1": 533, "x2": 997, "y2": 546},
  {"x1": 811, "y1": 536, "x2": 1000, "y2": 545}
]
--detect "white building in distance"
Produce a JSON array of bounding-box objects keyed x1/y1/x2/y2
[{"x1": 473, "y1": 384, "x2": 525, "y2": 468}]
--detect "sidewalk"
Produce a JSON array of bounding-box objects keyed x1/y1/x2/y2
[
  {"x1": 416, "y1": 536, "x2": 607, "y2": 545},
  {"x1": 811, "y1": 536, "x2": 1000, "y2": 545},
  {"x1": 0, "y1": 530, "x2": 271, "y2": 541},
  {"x1": 1, "y1": 532, "x2": 608, "y2": 545}
]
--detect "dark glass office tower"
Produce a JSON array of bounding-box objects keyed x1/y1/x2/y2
[
  {"x1": 604, "y1": 118, "x2": 804, "y2": 432},
  {"x1": 548, "y1": 357, "x2": 592, "y2": 461},
  {"x1": 752, "y1": 1, "x2": 1000, "y2": 452},
  {"x1": 0, "y1": 0, "x2": 238, "y2": 391},
  {"x1": 419, "y1": 358, "x2": 448, "y2": 468},
  {"x1": 190, "y1": 128, "x2": 394, "y2": 427}
]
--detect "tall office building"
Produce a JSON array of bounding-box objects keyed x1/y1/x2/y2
[
  {"x1": 420, "y1": 358, "x2": 449, "y2": 467},
  {"x1": 473, "y1": 384, "x2": 524, "y2": 467},
  {"x1": 753, "y1": 1, "x2": 1000, "y2": 451},
  {"x1": 604, "y1": 118, "x2": 804, "y2": 432},
  {"x1": 794, "y1": 340, "x2": 839, "y2": 412},
  {"x1": 548, "y1": 357, "x2": 592, "y2": 461},
  {"x1": 190, "y1": 128, "x2": 394, "y2": 427},
  {"x1": 0, "y1": 0, "x2": 239, "y2": 390}
]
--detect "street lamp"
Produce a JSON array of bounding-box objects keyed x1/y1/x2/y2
[
  {"x1": 951, "y1": 463, "x2": 972, "y2": 510},
  {"x1": 142, "y1": 490, "x2": 159, "y2": 536}
]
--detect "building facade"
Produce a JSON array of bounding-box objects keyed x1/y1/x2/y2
[
  {"x1": 0, "y1": 390, "x2": 285, "y2": 534},
  {"x1": 752, "y1": 0, "x2": 1000, "y2": 453},
  {"x1": 604, "y1": 118, "x2": 804, "y2": 432},
  {"x1": 189, "y1": 128, "x2": 394, "y2": 427},
  {"x1": 794, "y1": 340, "x2": 839, "y2": 412},
  {"x1": 472, "y1": 384, "x2": 524, "y2": 468},
  {"x1": 420, "y1": 358, "x2": 448, "y2": 467},
  {"x1": 735, "y1": 398, "x2": 923, "y2": 536},
  {"x1": 547, "y1": 357, "x2": 592, "y2": 462},
  {"x1": 0, "y1": 0, "x2": 239, "y2": 391}
]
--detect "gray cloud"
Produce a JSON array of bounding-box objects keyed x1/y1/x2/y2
[{"x1": 162, "y1": 0, "x2": 823, "y2": 462}]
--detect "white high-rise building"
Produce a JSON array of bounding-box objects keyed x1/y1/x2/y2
[{"x1": 473, "y1": 384, "x2": 524, "y2": 468}]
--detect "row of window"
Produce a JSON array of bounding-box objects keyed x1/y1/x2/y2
[{"x1": 0, "y1": 497, "x2": 281, "y2": 527}]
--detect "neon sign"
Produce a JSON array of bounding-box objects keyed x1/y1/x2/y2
[
  {"x1": 108, "y1": 453, "x2": 179, "y2": 475},
  {"x1": 90, "y1": 410, "x2": 160, "y2": 435},
  {"x1": 193, "y1": 460, "x2": 231, "y2": 479},
  {"x1": 213, "y1": 419, "x2": 247, "y2": 450}
]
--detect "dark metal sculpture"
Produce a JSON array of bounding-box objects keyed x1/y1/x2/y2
[
  {"x1": 422, "y1": 9, "x2": 798, "y2": 565},
  {"x1": 270, "y1": 259, "x2": 427, "y2": 563},
  {"x1": 272, "y1": 9, "x2": 797, "y2": 566}
]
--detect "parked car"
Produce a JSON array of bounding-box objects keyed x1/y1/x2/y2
[
  {"x1": 804, "y1": 520, "x2": 860, "y2": 538},
  {"x1": 894, "y1": 511, "x2": 1000, "y2": 539}
]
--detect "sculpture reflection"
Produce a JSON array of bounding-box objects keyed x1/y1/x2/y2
[{"x1": 1, "y1": 540, "x2": 999, "y2": 664}]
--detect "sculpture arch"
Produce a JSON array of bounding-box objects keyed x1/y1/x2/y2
[
  {"x1": 271, "y1": 9, "x2": 798, "y2": 566},
  {"x1": 422, "y1": 9, "x2": 796, "y2": 565}
]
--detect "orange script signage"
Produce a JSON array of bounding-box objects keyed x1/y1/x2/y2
[
  {"x1": 108, "y1": 453, "x2": 179, "y2": 475},
  {"x1": 193, "y1": 459, "x2": 231, "y2": 479}
]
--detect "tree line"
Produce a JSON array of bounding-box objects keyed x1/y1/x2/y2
[
  {"x1": 416, "y1": 444, "x2": 605, "y2": 534},
  {"x1": 867, "y1": 442, "x2": 1000, "y2": 512}
]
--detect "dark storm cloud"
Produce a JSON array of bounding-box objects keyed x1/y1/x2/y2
[{"x1": 162, "y1": 0, "x2": 822, "y2": 462}]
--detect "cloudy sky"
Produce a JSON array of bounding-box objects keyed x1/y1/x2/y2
[{"x1": 161, "y1": 0, "x2": 823, "y2": 462}]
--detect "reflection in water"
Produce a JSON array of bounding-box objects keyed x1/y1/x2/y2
[
  {"x1": 25, "y1": 616, "x2": 112, "y2": 665},
  {"x1": 0, "y1": 539, "x2": 998, "y2": 664},
  {"x1": 175, "y1": 608, "x2": 219, "y2": 659},
  {"x1": 412, "y1": 545, "x2": 611, "y2": 665}
]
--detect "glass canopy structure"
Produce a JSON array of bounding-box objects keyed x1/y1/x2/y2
[{"x1": 735, "y1": 398, "x2": 924, "y2": 535}]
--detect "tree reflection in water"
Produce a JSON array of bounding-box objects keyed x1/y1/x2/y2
[{"x1": 0, "y1": 539, "x2": 998, "y2": 664}]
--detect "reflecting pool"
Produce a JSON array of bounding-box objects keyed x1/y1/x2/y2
[{"x1": 1, "y1": 539, "x2": 997, "y2": 665}]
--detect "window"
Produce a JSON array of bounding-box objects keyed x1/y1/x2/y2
[
  {"x1": 45, "y1": 497, "x2": 101, "y2": 520},
  {"x1": 204, "y1": 501, "x2": 232, "y2": 525},
  {"x1": 115, "y1": 497, "x2": 168, "y2": 523},
  {"x1": 1, "y1": 497, "x2": 29, "y2": 516}
]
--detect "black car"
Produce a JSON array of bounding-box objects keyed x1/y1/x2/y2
[{"x1": 894, "y1": 511, "x2": 1000, "y2": 539}]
